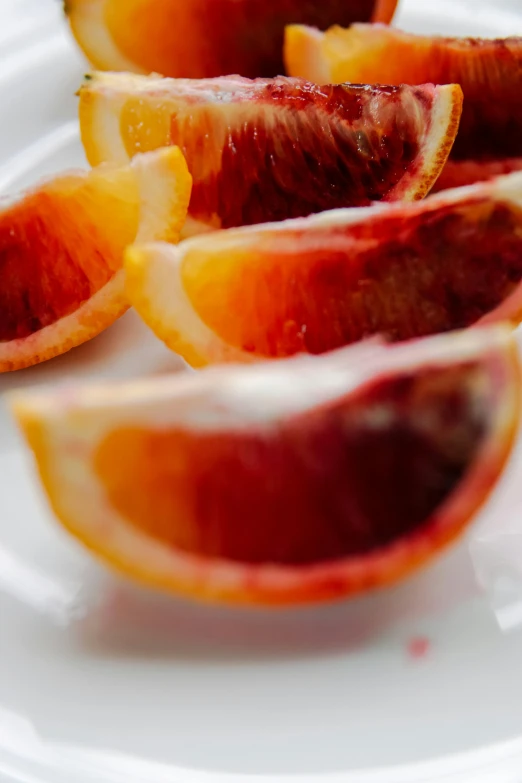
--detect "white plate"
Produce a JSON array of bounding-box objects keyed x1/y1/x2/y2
[{"x1": 1, "y1": 2, "x2": 522, "y2": 781}]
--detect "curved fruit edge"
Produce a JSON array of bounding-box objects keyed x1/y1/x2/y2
[
  {"x1": 284, "y1": 22, "x2": 408, "y2": 83},
  {"x1": 67, "y1": 0, "x2": 398, "y2": 75},
  {"x1": 79, "y1": 72, "x2": 138, "y2": 166},
  {"x1": 65, "y1": 0, "x2": 144, "y2": 73},
  {"x1": 284, "y1": 25, "x2": 330, "y2": 83},
  {"x1": 79, "y1": 74, "x2": 463, "y2": 209},
  {"x1": 371, "y1": 0, "x2": 399, "y2": 23},
  {"x1": 285, "y1": 24, "x2": 431, "y2": 84},
  {"x1": 126, "y1": 169, "x2": 522, "y2": 368},
  {"x1": 125, "y1": 202, "x2": 389, "y2": 366},
  {"x1": 132, "y1": 146, "x2": 193, "y2": 245},
  {"x1": 0, "y1": 147, "x2": 191, "y2": 371},
  {"x1": 0, "y1": 273, "x2": 128, "y2": 372},
  {"x1": 125, "y1": 243, "x2": 255, "y2": 367},
  {"x1": 433, "y1": 157, "x2": 522, "y2": 193},
  {"x1": 386, "y1": 83, "x2": 463, "y2": 201},
  {"x1": 12, "y1": 327, "x2": 521, "y2": 605}
]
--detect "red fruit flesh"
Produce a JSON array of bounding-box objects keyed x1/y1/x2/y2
[
  {"x1": 185, "y1": 0, "x2": 387, "y2": 77},
  {"x1": 184, "y1": 82, "x2": 425, "y2": 227},
  {"x1": 288, "y1": 28, "x2": 522, "y2": 189},
  {"x1": 0, "y1": 190, "x2": 129, "y2": 342},
  {"x1": 441, "y1": 38, "x2": 522, "y2": 162},
  {"x1": 113, "y1": 77, "x2": 460, "y2": 229},
  {"x1": 96, "y1": 362, "x2": 488, "y2": 565},
  {"x1": 401, "y1": 34, "x2": 522, "y2": 191},
  {"x1": 182, "y1": 187, "x2": 522, "y2": 357},
  {"x1": 104, "y1": 0, "x2": 397, "y2": 79},
  {"x1": 433, "y1": 158, "x2": 522, "y2": 192}
]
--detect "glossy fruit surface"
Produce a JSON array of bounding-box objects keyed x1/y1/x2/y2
[
  {"x1": 80, "y1": 73, "x2": 462, "y2": 232},
  {"x1": 285, "y1": 24, "x2": 522, "y2": 188},
  {"x1": 433, "y1": 158, "x2": 522, "y2": 192},
  {"x1": 13, "y1": 326, "x2": 520, "y2": 605},
  {"x1": 0, "y1": 147, "x2": 191, "y2": 371},
  {"x1": 65, "y1": 0, "x2": 398, "y2": 79},
  {"x1": 126, "y1": 172, "x2": 522, "y2": 367}
]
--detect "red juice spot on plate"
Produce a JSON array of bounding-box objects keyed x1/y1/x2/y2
[{"x1": 407, "y1": 636, "x2": 431, "y2": 660}]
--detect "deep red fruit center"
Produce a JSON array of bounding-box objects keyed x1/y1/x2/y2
[
  {"x1": 185, "y1": 198, "x2": 522, "y2": 359},
  {"x1": 96, "y1": 363, "x2": 488, "y2": 566},
  {"x1": 200, "y1": 0, "x2": 380, "y2": 78},
  {"x1": 0, "y1": 192, "x2": 116, "y2": 342},
  {"x1": 173, "y1": 84, "x2": 428, "y2": 228}
]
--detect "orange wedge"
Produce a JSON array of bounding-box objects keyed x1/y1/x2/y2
[
  {"x1": 0, "y1": 147, "x2": 191, "y2": 371},
  {"x1": 285, "y1": 24, "x2": 522, "y2": 189},
  {"x1": 125, "y1": 172, "x2": 522, "y2": 368},
  {"x1": 80, "y1": 72, "x2": 462, "y2": 232},
  {"x1": 65, "y1": 0, "x2": 398, "y2": 80},
  {"x1": 12, "y1": 326, "x2": 520, "y2": 605}
]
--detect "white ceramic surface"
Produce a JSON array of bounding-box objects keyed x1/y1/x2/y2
[{"x1": 2, "y1": 1, "x2": 522, "y2": 781}]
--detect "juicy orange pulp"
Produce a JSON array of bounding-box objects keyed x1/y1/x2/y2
[
  {"x1": 285, "y1": 24, "x2": 522, "y2": 187},
  {"x1": 67, "y1": 0, "x2": 399, "y2": 79},
  {"x1": 80, "y1": 73, "x2": 463, "y2": 232},
  {"x1": 0, "y1": 169, "x2": 137, "y2": 343},
  {"x1": 125, "y1": 172, "x2": 522, "y2": 368},
  {"x1": 0, "y1": 147, "x2": 191, "y2": 371},
  {"x1": 13, "y1": 327, "x2": 521, "y2": 604},
  {"x1": 180, "y1": 198, "x2": 522, "y2": 356},
  {"x1": 93, "y1": 364, "x2": 495, "y2": 564}
]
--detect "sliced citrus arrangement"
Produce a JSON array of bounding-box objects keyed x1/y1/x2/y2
[
  {"x1": 126, "y1": 171, "x2": 522, "y2": 367},
  {"x1": 285, "y1": 24, "x2": 522, "y2": 189},
  {"x1": 12, "y1": 326, "x2": 520, "y2": 605},
  {"x1": 80, "y1": 73, "x2": 462, "y2": 232},
  {"x1": 0, "y1": 147, "x2": 191, "y2": 371},
  {"x1": 65, "y1": 0, "x2": 398, "y2": 80}
]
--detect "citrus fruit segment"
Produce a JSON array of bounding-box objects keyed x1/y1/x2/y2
[
  {"x1": 80, "y1": 73, "x2": 462, "y2": 232},
  {"x1": 65, "y1": 0, "x2": 398, "y2": 80},
  {"x1": 0, "y1": 147, "x2": 191, "y2": 371},
  {"x1": 285, "y1": 24, "x2": 522, "y2": 188},
  {"x1": 126, "y1": 172, "x2": 522, "y2": 367},
  {"x1": 12, "y1": 327, "x2": 520, "y2": 605},
  {"x1": 433, "y1": 158, "x2": 522, "y2": 193}
]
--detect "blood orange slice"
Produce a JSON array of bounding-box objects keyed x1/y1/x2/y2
[
  {"x1": 65, "y1": 0, "x2": 398, "y2": 80},
  {"x1": 435, "y1": 159, "x2": 522, "y2": 193},
  {"x1": 285, "y1": 24, "x2": 522, "y2": 189},
  {"x1": 80, "y1": 73, "x2": 463, "y2": 232},
  {"x1": 126, "y1": 172, "x2": 522, "y2": 368},
  {"x1": 0, "y1": 147, "x2": 191, "y2": 371},
  {"x1": 12, "y1": 326, "x2": 520, "y2": 605}
]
